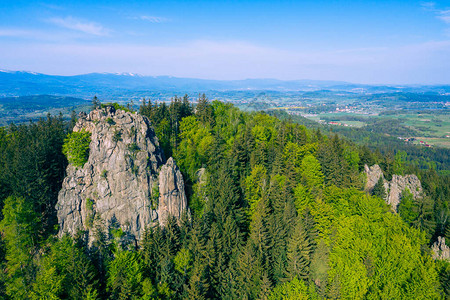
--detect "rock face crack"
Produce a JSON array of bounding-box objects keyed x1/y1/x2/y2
[{"x1": 56, "y1": 106, "x2": 188, "y2": 242}]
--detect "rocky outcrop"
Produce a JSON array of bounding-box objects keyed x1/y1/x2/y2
[
  {"x1": 431, "y1": 236, "x2": 450, "y2": 261},
  {"x1": 364, "y1": 164, "x2": 386, "y2": 192},
  {"x1": 386, "y1": 174, "x2": 422, "y2": 211},
  {"x1": 158, "y1": 158, "x2": 188, "y2": 227},
  {"x1": 56, "y1": 106, "x2": 188, "y2": 241},
  {"x1": 364, "y1": 164, "x2": 422, "y2": 212}
]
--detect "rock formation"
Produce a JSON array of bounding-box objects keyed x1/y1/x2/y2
[
  {"x1": 56, "y1": 106, "x2": 188, "y2": 241},
  {"x1": 364, "y1": 164, "x2": 386, "y2": 192},
  {"x1": 364, "y1": 164, "x2": 422, "y2": 212},
  {"x1": 386, "y1": 174, "x2": 422, "y2": 211},
  {"x1": 431, "y1": 236, "x2": 450, "y2": 261},
  {"x1": 158, "y1": 157, "x2": 188, "y2": 227}
]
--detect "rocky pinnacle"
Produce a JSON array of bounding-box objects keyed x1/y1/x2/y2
[{"x1": 56, "y1": 106, "x2": 188, "y2": 241}]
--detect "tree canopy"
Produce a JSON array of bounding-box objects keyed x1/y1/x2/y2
[{"x1": 0, "y1": 97, "x2": 448, "y2": 299}]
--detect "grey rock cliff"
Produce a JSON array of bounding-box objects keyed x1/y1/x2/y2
[
  {"x1": 431, "y1": 236, "x2": 450, "y2": 261},
  {"x1": 386, "y1": 174, "x2": 422, "y2": 211},
  {"x1": 158, "y1": 157, "x2": 188, "y2": 227},
  {"x1": 56, "y1": 106, "x2": 188, "y2": 241},
  {"x1": 364, "y1": 164, "x2": 386, "y2": 192},
  {"x1": 364, "y1": 164, "x2": 422, "y2": 212}
]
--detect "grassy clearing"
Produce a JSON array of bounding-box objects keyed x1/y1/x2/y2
[
  {"x1": 397, "y1": 113, "x2": 450, "y2": 138},
  {"x1": 300, "y1": 110, "x2": 450, "y2": 148}
]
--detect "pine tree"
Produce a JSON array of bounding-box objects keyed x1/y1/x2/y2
[
  {"x1": 285, "y1": 218, "x2": 312, "y2": 281},
  {"x1": 107, "y1": 250, "x2": 144, "y2": 299},
  {"x1": 0, "y1": 196, "x2": 40, "y2": 298},
  {"x1": 372, "y1": 177, "x2": 386, "y2": 200},
  {"x1": 30, "y1": 266, "x2": 63, "y2": 299},
  {"x1": 196, "y1": 94, "x2": 215, "y2": 126},
  {"x1": 32, "y1": 235, "x2": 98, "y2": 299},
  {"x1": 245, "y1": 165, "x2": 268, "y2": 223},
  {"x1": 235, "y1": 246, "x2": 261, "y2": 299},
  {"x1": 393, "y1": 151, "x2": 407, "y2": 176},
  {"x1": 185, "y1": 261, "x2": 208, "y2": 300},
  {"x1": 411, "y1": 195, "x2": 436, "y2": 238},
  {"x1": 92, "y1": 95, "x2": 101, "y2": 109},
  {"x1": 258, "y1": 271, "x2": 272, "y2": 300},
  {"x1": 317, "y1": 135, "x2": 352, "y2": 187}
]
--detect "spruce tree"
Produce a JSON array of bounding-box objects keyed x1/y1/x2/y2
[
  {"x1": 0, "y1": 196, "x2": 40, "y2": 298},
  {"x1": 285, "y1": 218, "x2": 312, "y2": 281},
  {"x1": 92, "y1": 96, "x2": 101, "y2": 109},
  {"x1": 372, "y1": 177, "x2": 386, "y2": 199}
]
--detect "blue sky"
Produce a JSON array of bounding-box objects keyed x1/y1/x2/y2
[{"x1": 0, "y1": 0, "x2": 449, "y2": 84}]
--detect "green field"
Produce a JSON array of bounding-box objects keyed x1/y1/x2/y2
[
  {"x1": 388, "y1": 113, "x2": 450, "y2": 138},
  {"x1": 300, "y1": 112, "x2": 369, "y2": 128},
  {"x1": 412, "y1": 137, "x2": 450, "y2": 148},
  {"x1": 298, "y1": 110, "x2": 450, "y2": 148},
  {"x1": 381, "y1": 112, "x2": 450, "y2": 148}
]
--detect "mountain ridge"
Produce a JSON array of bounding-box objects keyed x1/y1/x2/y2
[{"x1": 2, "y1": 69, "x2": 450, "y2": 98}]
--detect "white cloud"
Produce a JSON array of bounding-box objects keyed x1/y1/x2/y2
[
  {"x1": 47, "y1": 16, "x2": 110, "y2": 36},
  {"x1": 139, "y1": 16, "x2": 170, "y2": 23},
  {"x1": 422, "y1": 2, "x2": 450, "y2": 24},
  {"x1": 437, "y1": 10, "x2": 450, "y2": 23}
]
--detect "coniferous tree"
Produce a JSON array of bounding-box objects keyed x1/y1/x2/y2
[
  {"x1": 0, "y1": 196, "x2": 40, "y2": 298},
  {"x1": 285, "y1": 218, "x2": 312, "y2": 281},
  {"x1": 30, "y1": 266, "x2": 63, "y2": 300},
  {"x1": 372, "y1": 177, "x2": 386, "y2": 199},
  {"x1": 107, "y1": 250, "x2": 144, "y2": 299},
  {"x1": 92, "y1": 96, "x2": 101, "y2": 109},
  {"x1": 411, "y1": 195, "x2": 436, "y2": 238},
  {"x1": 196, "y1": 94, "x2": 215, "y2": 126},
  {"x1": 185, "y1": 261, "x2": 208, "y2": 300},
  {"x1": 32, "y1": 235, "x2": 98, "y2": 299}
]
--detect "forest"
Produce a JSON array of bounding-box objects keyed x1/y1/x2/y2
[
  {"x1": 0, "y1": 95, "x2": 449, "y2": 299},
  {"x1": 269, "y1": 110, "x2": 450, "y2": 172}
]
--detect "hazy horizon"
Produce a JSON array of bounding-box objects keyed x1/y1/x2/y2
[
  {"x1": 1, "y1": 1, "x2": 450, "y2": 85},
  {"x1": 3, "y1": 68, "x2": 450, "y2": 87}
]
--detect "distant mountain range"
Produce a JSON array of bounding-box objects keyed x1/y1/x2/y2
[{"x1": 1, "y1": 69, "x2": 449, "y2": 99}]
